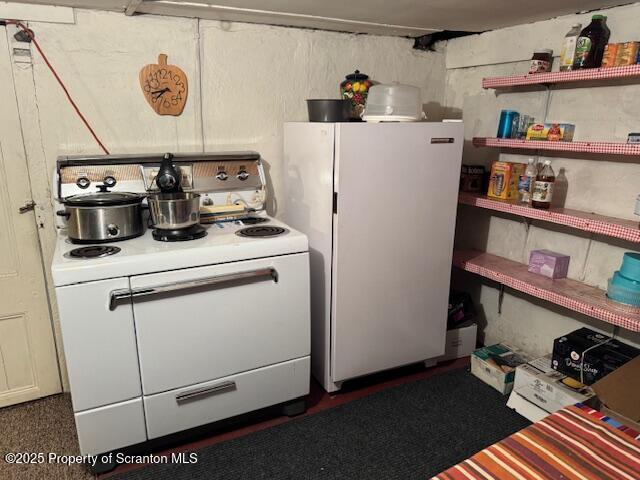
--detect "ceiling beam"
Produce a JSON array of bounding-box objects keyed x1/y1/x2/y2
[{"x1": 135, "y1": 1, "x2": 438, "y2": 36}]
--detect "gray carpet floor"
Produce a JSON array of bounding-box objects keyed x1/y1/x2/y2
[
  {"x1": 0, "y1": 393, "x2": 93, "y2": 480},
  {"x1": 113, "y1": 369, "x2": 530, "y2": 480}
]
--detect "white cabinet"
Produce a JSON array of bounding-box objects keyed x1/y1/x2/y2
[
  {"x1": 56, "y1": 277, "x2": 141, "y2": 411},
  {"x1": 130, "y1": 254, "x2": 310, "y2": 395}
]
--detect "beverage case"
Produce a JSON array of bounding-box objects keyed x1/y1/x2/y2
[
  {"x1": 488, "y1": 161, "x2": 526, "y2": 200},
  {"x1": 526, "y1": 123, "x2": 575, "y2": 141}
]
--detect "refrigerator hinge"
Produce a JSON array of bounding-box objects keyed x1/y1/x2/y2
[{"x1": 333, "y1": 192, "x2": 338, "y2": 214}]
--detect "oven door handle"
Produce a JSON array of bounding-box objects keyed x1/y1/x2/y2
[{"x1": 108, "y1": 267, "x2": 278, "y2": 310}]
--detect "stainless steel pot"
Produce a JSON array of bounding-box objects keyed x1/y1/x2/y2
[
  {"x1": 147, "y1": 192, "x2": 201, "y2": 230},
  {"x1": 59, "y1": 190, "x2": 145, "y2": 244}
]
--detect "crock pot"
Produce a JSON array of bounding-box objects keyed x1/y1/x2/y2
[{"x1": 58, "y1": 188, "x2": 145, "y2": 244}]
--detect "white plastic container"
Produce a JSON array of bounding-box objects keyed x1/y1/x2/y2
[{"x1": 363, "y1": 83, "x2": 423, "y2": 122}]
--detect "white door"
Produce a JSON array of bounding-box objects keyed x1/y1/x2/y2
[
  {"x1": 331, "y1": 122, "x2": 464, "y2": 382},
  {"x1": 0, "y1": 30, "x2": 61, "y2": 407}
]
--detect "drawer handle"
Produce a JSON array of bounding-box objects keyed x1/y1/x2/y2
[
  {"x1": 108, "y1": 267, "x2": 278, "y2": 310},
  {"x1": 175, "y1": 381, "x2": 237, "y2": 404}
]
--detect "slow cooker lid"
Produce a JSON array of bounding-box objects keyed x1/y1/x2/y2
[{"x1": 65, "y1": 191, "x2": 144, "y2": 207}]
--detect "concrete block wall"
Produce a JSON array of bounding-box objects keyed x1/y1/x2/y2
[{"x1": 445, "y1": 4, "x2": 640, "y2": 354}]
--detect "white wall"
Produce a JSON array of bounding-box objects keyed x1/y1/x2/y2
[
  {"x1": 9, "y1": 3, "x2": 640, "y2": 390},
  {"x1": 7, "y1": 9, "x2": 446, "y2": 389},
  {"x1": 445, "y1": 3, "x2": 640, "y2": 354}
]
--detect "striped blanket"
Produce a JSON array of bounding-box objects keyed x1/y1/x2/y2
[{"x1": 433, "y1": 404, "x2": 640, "y2": 480}]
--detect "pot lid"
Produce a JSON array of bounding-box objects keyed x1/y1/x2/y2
[
  {"x1": 345, "y1": 70, "x2": 369, "y2": 81},
  {"x1": 65, "y1": 191, "x2": 144, "y2": 207}
]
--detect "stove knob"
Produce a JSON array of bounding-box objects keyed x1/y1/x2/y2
[
  {"x1": 216, "y1": 171, "x2": 228, "y2": 181},
  {"x1": 103, "y1": 175, "x2": 117, "y2": 188},
  {"x1": 237, "y1": 171, "x2": 250, "y2": 181},
  {"x1": 76, "y1": 177, "x2": 91, "y2": 189},
  {"x1": 107, "y1": 224, "x2": 120, "y2": 237}
]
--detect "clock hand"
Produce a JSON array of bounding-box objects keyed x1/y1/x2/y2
[{"x1": 151, "y1": 87, "x2": 171, "y2": 100}]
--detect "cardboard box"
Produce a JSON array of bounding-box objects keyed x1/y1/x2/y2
[
  {"x1": 526, "y1": 122, "x2": 575, "y2": 141},
  {"x1": 460, "y1": 164, "x2": 485, "y2": 193},
  {"x1": 528, "y1": 250, "x2": 570, "y2": 279},
  {"x1": 592, "y1": 355, "x2": 640, "y2": 430},
  {"x1": 508, "y1": 355, "x2": 594, "y2": 421},
  {"x1": 552, "y1": 328, "x2": 640, "y2": 385},
  {"x1": 471, "y1": 344, "x2": 530, "y2": 395},
  {"x1": 506, "y1": 390, "x2": 550, "y2": 423},
  {"x1": 487, "y1": 161, "x2": 526, "y2": 201},
  {"x1": 437, "y1": 322, "x2": 477, "y2": 362}
]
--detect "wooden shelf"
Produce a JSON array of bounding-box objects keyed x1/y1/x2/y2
[
  {"x1": 472, "y1": 137, "x2": 640, "y2": 156},
  {"x1": 458, "y1": 193, "x2": 640, "y2": 243},
  {"x1": 453, "y1": 250, "x2": 640, "y2": 332},
  {"x1": 482, "y1": 65, "x2": 640, "y2": 89}
]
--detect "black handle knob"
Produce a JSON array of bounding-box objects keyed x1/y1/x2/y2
[
  {"x1": 96, "y1": 184, "x2": 111, "y2": 192},
  {"x1": 56, "y1": 209, "x2": 70, "y2": 219}
]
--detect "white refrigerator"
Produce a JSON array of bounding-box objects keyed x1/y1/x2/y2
[{"x1": 283, "y1": 122, "x2": 463, "y2": 392}]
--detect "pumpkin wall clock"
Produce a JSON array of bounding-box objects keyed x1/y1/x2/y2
[{"x1": 139, "y1": 54, "x2": 188, "y2": 116}]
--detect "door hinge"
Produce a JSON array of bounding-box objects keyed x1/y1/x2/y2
[
  {"x1": 19, "y1": 200, "x2": 36, "y2": 213},
  {"x1": 333, "y1": 192, "x2": 338, "y2": 214}
]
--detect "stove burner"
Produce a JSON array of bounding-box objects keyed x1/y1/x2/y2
[
  {"x1": 153, "y1": 224, "x2": 207, "y2": 242},
  {"x1": 241, "y1": 217, "x2": 269, "y2": 225},
  {"x1": 67, "y1": 245, "x2": 121, "y2": 259},
  {"x1": 237, "y1": 226, "x2": 287, "y2": 238}
]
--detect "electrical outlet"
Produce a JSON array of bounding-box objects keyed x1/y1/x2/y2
[{"x1": 8, "y1": 25, "x2": 31, "y2": 64}]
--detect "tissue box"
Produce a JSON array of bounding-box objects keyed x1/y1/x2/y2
[{"x1": 528, "y1": 250, "x2": 570, "y2": 279}]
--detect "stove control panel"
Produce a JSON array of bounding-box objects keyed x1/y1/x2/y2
[
  {"x1": 57, "y1": 157, "x2": 264, "y2": 206},
  {"x1": 195, "y1": 161, "x2": 261, "y2": 191}
]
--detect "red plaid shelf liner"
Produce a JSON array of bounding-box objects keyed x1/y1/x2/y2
[
  {"x1": 453, "y1": 250, "x2": 640, "y2": 332},
  {"x1": 458, "y1": 193, "x2": 640, "y2": 243},
  {"x1": 482, "y1": 64, "x2": 640, "y2": 89},
  {"x1": 472, "y1": 137, "x2": 640, "y2": 156}
]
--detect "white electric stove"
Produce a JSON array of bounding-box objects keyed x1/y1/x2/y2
[{"x1": 50, "y1": 152, "x2": 310, "y2": 470}]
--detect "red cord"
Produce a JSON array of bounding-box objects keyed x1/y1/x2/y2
[{"x1": 6, "y1": 20, "x2": 110, "y2": 155}]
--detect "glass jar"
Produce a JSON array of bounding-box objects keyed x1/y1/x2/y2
[
  {"x1": 529, "y1": 49, "x2": 553, "y2": 74},
  {"x1": 340, "y1": 70, "x2": 371, "y2": 120}
]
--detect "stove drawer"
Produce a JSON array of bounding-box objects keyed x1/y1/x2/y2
[
  {"x1": 129, "y1": 253, "x2": 310, "y2": 395},
  {"x1": 144, "y1": 356, "x2": 309, "y2": 439}
]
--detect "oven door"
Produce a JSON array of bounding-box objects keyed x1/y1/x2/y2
[{"x1": 122, "y1": 253, "x2": 309, "y2": 395}]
